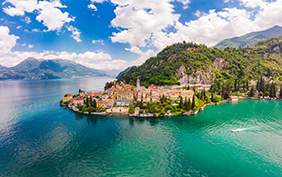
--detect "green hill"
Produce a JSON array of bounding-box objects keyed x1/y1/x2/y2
[
  {"x1": 214, "y1": 25, "x2": 282, "y2": 49},
  {"x1": 118, "y1": 36, "x2": 282, "y2": 87}
]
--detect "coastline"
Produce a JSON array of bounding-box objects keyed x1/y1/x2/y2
[{"x1": 61, "y1": 97, "x2": 280, "y2": 118}]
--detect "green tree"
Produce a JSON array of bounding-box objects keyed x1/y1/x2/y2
[
  {"x1": 191, "y1": 95, "x2": 195, "y2": 109},
  {"x1": 88, "y1": 106, "x2": 95, "y2": 113},
  {"x1": 149, "y1": 104, "x2": 157, "y2": 113},
  {"x1": 179, "y1": 96, "x2": 183, "y2": 109},
  {"x1": 129, "y1": 104, "x2": 134, "y2": 114},
  {"x1": 264, "y1": 91, "x2": 269, "y2": 97},
  {"x1": 280, "y1": 85, "x2": 282, "y2": 98},
  {"x1": 248, "y1": 86, "x2": 255, "y2": 97},
  {"x1": 160, "y1": 108, "x2": 166, "y2": 116},
  {"x1": 92, "y1": 99, "x2": 97, "y2": 108}
]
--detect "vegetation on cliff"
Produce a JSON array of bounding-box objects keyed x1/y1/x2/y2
[{"x1": 118, "y1": 35, "x2": 282, "y2": 87}]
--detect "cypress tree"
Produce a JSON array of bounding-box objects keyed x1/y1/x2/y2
[
  {"x1": 184, "y1": 98, "x2": 187, "y2": 110},
  {"x1": 280, "y1": 85, "x2": 282, "y2": 99},
  {"x1": 179, "y1": 96, "x2": 183, "y2": 109},
  {"x1": 248, "y1": 86, "x2": 255, "y2": 97},
  {"x1": 93, "y1": 99, "x2": 97, "y2": 108},
  {"x1": 86, "y1": 97, "x2": 89, "y2": 107},
  {"x1": 256, "y1": 79, "x2": 260, "y2": 91},
  {"x1": 188, "y1": 98, "x2": 191, "y2": 111},
  {"x1": 192, "y1": 95, "x2": 195, "y2": 109}
]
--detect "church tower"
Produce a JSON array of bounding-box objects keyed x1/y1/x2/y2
[{"x1": 137, "y1": 76, "x2": 140, "y2": 90}]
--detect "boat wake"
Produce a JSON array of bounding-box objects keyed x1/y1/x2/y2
[{"x1": 231, "y1": 127, "x2": 258, "y2": 132}]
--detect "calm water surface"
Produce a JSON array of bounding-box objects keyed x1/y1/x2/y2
[{"x1": 0, "y1": 77, "x2": 282, "y2": 177}]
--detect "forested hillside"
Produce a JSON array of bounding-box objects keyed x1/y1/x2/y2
[{"x1": 118, "y1": 36, "x2": 282, "y2": 87}]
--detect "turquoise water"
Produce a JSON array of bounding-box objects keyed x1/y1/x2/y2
[{"x1": 1, "y1": 78, "x2": 282, "y2": 176}]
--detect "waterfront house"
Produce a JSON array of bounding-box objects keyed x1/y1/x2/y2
[
  {"x1": 97, "y1": 101, "x2": 107, "y2": 109},
  {"x1": 117, "y1": 91, "x2": 134, "y2": 100},
  {"x1": 72, "y1": 96, "x2": 84, "y2": 106},
  {"x1": 180, "y1": 90, "x2": 194, "y2": 100},
  {"x1": 62, "y1": 94, "x2": 73, "y2": 103},
  {"x1": 79, "y1": 92, "x2": 85, "y2": 97},
  {"x1": 169, "y1": 90, "x2": 180, "y2": 98}
]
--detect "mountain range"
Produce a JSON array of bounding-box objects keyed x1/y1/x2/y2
[
  {"x1": 0, "y1": 57, "x2": 107, "y2": 80},
  {"x1": 214, "y1": 25, "x2": 282, "y2": 49}
]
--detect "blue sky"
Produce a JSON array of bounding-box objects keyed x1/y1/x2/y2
[{"x1": 0, "y1": 0, "x2": 282, "y2": 74}]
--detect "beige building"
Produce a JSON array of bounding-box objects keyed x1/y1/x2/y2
[{"x1": 180, "y1": 90, "x2": 194, "y2": 99}]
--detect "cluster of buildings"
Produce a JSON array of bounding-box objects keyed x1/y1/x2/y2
[{"x1": 62, "y1": 77, "x2": 210, "y2": 113}]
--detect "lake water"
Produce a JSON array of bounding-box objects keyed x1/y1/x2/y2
[{"x1": 0, "y1": 78, "x2": 282, "y2": 177}]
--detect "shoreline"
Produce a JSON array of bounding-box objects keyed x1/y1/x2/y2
[{"x1": 61, "y1": 97, "x2": 281, "y2": 118}]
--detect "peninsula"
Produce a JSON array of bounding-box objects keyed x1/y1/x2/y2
[{"x1": 60, "y1": 75, "x2": 282, "y2": 118}]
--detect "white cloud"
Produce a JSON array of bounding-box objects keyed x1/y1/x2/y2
[
  {"x1": 21, "y1": 43, "x2": 26, "y2": 46},
  {"x1": 88, "y1": 4, "x2": 97, "y2": 11},
  {"x1": 25, "y1": 16, "x2": 31, "y2": 24},
  {"x1": 28, "y1": 44, "x2": 33, "y2": 48},
  {"x1": 110, "y1": 0, "x2": 180, "y2": 48},
  {"x1": 0, "y1": 26, "x2": 19, "y2": 54},
  {"x1": 3, "y1": 0, "x2": 74, "y2": 31},
  {"x1": 31, "y1": 29, "x2": 40, "y2": 32},
  {"x1": 16, "y1": 25, "x2": 22, "y2": 29},
  {"x1": 108, "y1": 0, "x2": 282, "y2": 51},
  {"x1": 92, "y1": 39, "x2": 104, "y2": 45},
  {"x1": 66, "y1": 25, "x2": 82, "y2": 42},
  {"x1": 176, "y1": 0, "x2": 190, "y2": 9}
]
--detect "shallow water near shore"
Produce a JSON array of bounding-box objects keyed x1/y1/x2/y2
[{"x1": 1, "y1": 78, "x2": 282, "y2": 176}]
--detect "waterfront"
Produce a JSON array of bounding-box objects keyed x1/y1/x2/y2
[{"x1": 1, "y1": 78, "x2": 282, "y2": 176}]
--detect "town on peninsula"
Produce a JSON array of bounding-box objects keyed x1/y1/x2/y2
[{"x1": 61, "y1": 75, "x2": 282, "y2": 118}]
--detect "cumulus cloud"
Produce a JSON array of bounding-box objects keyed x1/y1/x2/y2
[
  {"x1": 28, "y1": 44, "x2": 33, "y2": 48},
  {"x1": 3, "y1": 0, "x2": 74, "y2": 31},
  {"x1": 0, "y1": 26, "x2": 19, "y2": 54},
  {"x1": 107, "y1": 0, "x2": 282, "y2": 50},
  {"x1": 88, "y1": 4, "x2": 97, "y2": 11}
]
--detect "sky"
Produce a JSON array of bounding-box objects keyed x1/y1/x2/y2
[{"x1": 1, "y1": 0, "x2": 282, "y2": 75}]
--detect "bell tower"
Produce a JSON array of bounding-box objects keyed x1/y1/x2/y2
[{"x1": 137, "y1": 76, "x2": 140, "y2": 90}]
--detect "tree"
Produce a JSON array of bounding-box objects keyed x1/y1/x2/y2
[
  {"x1": 191, "y1": 95, "x2": 195, "y2": 109},
  {"x1": 93, "y1": 99, "x2": 97, "y2": 108},
  {"x1": 223, "y1": 91, "x2": 230, "y2": 100},
  {"x1": 184, "y1": 98, "x2": 188, "y2": 110},
  {"x1": 264, "y1": 91, "x2": 269, "y2": 97},
  {"x1": 248, "y1": 86, "x2": 255, "y2": 97},
  {"x1": 149, "y1": 104, "x2": 157, "y2": 113},
  {"x1": 280, "y1": 85, "x2": 282, "y2": 99},
  {"x1": 88, "y1": 106, "x2": 95, "y2": 113},
  {"x1": 86, "y1": 97, "x2": 89, "y2": 107},
  {"x1": 179, "y1": 96, "x2": 183, "y2": 109},
  {"x1": 128, "y1": 104, "x2": 134, "y2": 114},
  {"x1": 160, "y1": 108, "x2": 166, "y2": 116},
  {"x1": 187, "y1": 98, "x2": 191, "y2": 111}
]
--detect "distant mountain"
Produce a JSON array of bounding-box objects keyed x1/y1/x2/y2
[
  {"x1": 116, "y1": 66, "x2": 136, "y2": 79},
  {"x1": 214, "y1": 25, "x2": 282, "y2": 49},
  {"x1": 0, "y1": 57, "x2": 108, "y2": 80}
]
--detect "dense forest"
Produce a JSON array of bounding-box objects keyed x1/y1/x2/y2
[{"x1": 118, "y1": 36, "x2": 282, "y2": 87}]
